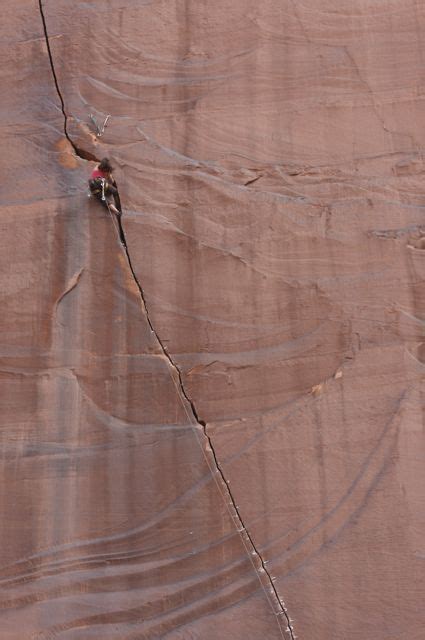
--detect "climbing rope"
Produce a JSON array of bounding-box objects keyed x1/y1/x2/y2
[
  {"x1": 102, "y1": 188, "x2": 295, "y2": 639},
  {"x1": 100, "y1": 178, "x2": 124, "y2": 244}
]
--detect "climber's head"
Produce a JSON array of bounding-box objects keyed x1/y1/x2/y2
[{"x1": 99, "y1": 157, "x2": 113, "y2": 173}]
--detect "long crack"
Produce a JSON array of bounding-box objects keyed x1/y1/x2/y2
[
  {"x1": 38, "y1": 0, "x2": 99, "y2": 162},
  {"x1": 117, "y1": 219, "x2": 296, "y2": 639},
  {"x1": 38, "y1": 2, "x2": 295, "y2": 637}
]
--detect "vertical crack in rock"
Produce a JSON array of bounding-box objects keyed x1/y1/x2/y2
[
  {"x1": 116, "y1": 218, "x2": 296, "y2": 640},
  {"x1": 38, "y1": 2, "x2": 295, "y2": 636},
  {"x1": 38, "y1": 0, "x2": 98, "y2": 162}
]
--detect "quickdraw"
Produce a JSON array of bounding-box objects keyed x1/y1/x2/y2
[{"x1": 89, "y1": 114, "x2": 110, "y2": 138}]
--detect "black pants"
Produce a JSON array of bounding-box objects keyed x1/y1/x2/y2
[{"x1": 89, "y1": 179, "x2": 120, "y2": 211}]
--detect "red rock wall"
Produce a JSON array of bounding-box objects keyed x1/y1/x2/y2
[{"x1": 1, "y1": 1, "x2": 424, "y2": 638}]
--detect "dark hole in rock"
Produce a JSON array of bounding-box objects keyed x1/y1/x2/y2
[{"x1": 73, "y1": 145, "x2": 100, "y2": 163}]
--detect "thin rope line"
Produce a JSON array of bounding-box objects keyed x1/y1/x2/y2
[{"x1": 106, "y1": 202, "x2": 294, "y2": 639}]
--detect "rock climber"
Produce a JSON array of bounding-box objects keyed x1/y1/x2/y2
[{"x1": 88, "y1": 157, "x2": 121, "y2": 216}]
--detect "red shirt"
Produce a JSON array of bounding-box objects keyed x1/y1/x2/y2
[{"x1": 91, "y1": 167, "x2": 109, "y2": 180}]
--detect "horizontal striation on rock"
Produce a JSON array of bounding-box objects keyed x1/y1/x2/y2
[{"x1": 1, "y1": 0, "x2": 424, "y2": 639}]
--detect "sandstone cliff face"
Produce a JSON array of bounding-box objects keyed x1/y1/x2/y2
[{"x1": 0, "y1": 1, "x2": 424, "y2": 638}]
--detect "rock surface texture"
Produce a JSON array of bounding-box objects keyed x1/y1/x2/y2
[{"x1": 1, "y1": 1, "x2": 424, "y2": 638}]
